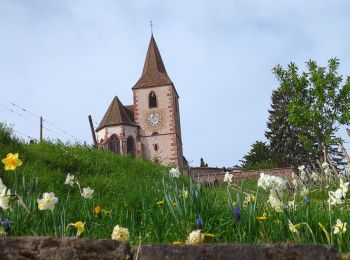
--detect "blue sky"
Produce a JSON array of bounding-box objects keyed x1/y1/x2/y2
[{"x1": 1, "y1": 0, "x2": 350, "y2": 167}]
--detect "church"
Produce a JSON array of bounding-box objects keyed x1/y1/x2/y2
[{"x1": 95, "y1": 35, "x2": 184, "y2": 167}]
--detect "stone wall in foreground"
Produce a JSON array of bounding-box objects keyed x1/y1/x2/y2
[{"x1": 0, "y1": 237, "x2": 342, "y2": 260}]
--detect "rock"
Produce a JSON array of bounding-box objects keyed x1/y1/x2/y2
[
  {"x1": 133, "y1": 243, "x2": 340, "y2": 260},
  {"x1": 0, "y1": 237, "x2": 131, "y2": 260}
]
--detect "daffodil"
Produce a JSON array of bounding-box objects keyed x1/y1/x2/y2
[
  {"x1": 182, "y1": 189, "x2": 189, "y2": 199},
  {"x1": 156, "y1": 200, "x2": 164, "y2": 205},
  {"x1": 256, "y1": 212, "x2": 267, "y2": 221},
  {"x1": 111, "y1": 225, "x2": 130, "y2": 241},
  {"x1": 334, "y1": 219, "x2": 347, "y2": 235},
  {"x1": 64, "y1": 173, "x2": 75, "y2": 186},
  {"x1": 37, "y1": 192, "x2": 58, "y2": 211},
  {"x1": 288, "y1": 220, "x2": 299, "y2": 233},
  {"x1": 202, "y1": 233, "x2": 215, "y2": 238},
  {"x1": 169, "y1": 167, "x2": 180, "y2": 178},
  {"x1": 1, "y1": 153, "x2": 22, "y2": 171},
  {"x1": 94, "y1": 205, "x2": 101, "y2": 215},
  {"x1": 81, "y1": 187, "x2": 94, "y2": 199},
  {"x1": 224, "y1": 172, "x2": 233, "y2": 183},
  {"x1": 0, "y1": 178, "x2": 11, "y2": 210},
  {"x1": 172, "y1": 241, "x2": 183, "y2": 244},
  {"x1": 67, "y1": 221, "x2": 85, "y2": 237},
  {"x1": 185, "y1": 230, "x2": 204, "y2": 245}
]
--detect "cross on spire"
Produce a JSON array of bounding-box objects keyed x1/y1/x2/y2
[{"x1": 150, "y1": 19, "x2": 154, "y2": 34}]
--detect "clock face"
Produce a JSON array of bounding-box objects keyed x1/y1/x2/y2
[{"x1": 147, "y1": 112, "x2": 162, "y2": 127}]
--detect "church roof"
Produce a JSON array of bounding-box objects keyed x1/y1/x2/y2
[
  {"x1": 96, "y1": 97, "x2": 136, "y2": 131},
  {"x1": 132, "y1": 35, "x2": 173, "y2": 89}
]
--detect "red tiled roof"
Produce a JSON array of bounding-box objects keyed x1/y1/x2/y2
[
  {"x1": 96, "y1": 97, "x2": 135, "y2": 131},
  {"x1": 132, "y1": 35, "x2": 173, "y2": 89}
]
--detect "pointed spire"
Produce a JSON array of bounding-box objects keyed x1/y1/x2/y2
[
  {"x1": 133, "y1": 35, "x2": 172, "y2": 89},
  {"x1": 96, "y1": 97, "x2": 134, "y2": 131}
]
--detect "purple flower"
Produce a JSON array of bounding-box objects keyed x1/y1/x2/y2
[
  {"x1": 196, "y1": 216, "x2": 203, "y2": 229},
  {"x1": 233, "y1": 206, "x2": 241, "y2": 222},
  {"x1": 305, "y1": 196, "x2": 310, "y2": 205}
]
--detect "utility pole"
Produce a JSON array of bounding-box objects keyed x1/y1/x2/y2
[
  {"x1": 88, "y1": 115, "x2": 97, "y2": 147},
  {"x1": 40, "y1": 116, "x2": 43, "y2": 142}
]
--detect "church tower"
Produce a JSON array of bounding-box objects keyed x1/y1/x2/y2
[{"x1": 132, "y1": 35, "x2": 183, "y2": 166}]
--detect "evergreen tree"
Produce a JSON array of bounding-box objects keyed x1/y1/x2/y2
[
  {"x1": 240, "y1": 141, "x2": 275, "y2": 168},
  {"x1": 265, "y1": 88, "x2": 313, "y2": 167}
]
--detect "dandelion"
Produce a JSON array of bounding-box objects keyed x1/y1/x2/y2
[
  {"x1": 256, "y1": 212, "x2": 267, "y2": 221},
  {"x1": 334, "y1": 219, "x2": 347, "y2": 235},
  {"x1": 156, "y1": 200, "x2": 164, "y2": 205},
  {"x1": 185, "y1": 230, "x2": 204, "y2": 245},
  {"x1": 67, "y1": 221, "x2": 85, "y2": 237},
  {"x1": 1, "y1": 153, "x2": 22, "y2": 171},
  {"x1": 81, "y1": 187, "x2": 94, "y2": 199},
  {"x1": 37, "y1": 192, "x2": 58, "y2": 211},
  {"x1": 64, "y1": 173, "x2": 75, "y2": 186},
  {"x1": 169, "y1": 167, "x2": 180, "y2": 178},
  {"x1": 111, "y1": 225, "x2": 130, "y2": 241},
  {"x1": 224, "y1": 172, "x2": 233, "y2": 183}
]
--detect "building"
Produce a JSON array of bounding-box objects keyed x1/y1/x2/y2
[{"x1": 95, "y1": 35, "x2": 183, "y2": 167}]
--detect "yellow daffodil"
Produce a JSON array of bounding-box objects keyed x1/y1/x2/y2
[
  {"x1": 2, "y1": 153, "x2": 22, "y2": 171},
  {"x1": 256, "y1": 213, "x2": 267, "y2": 221},
  {"x1": 172, "y1": 201, "x2": 177, "y2": 206},
  {"x1": 288, "y1": 220, "x2": 299, "y2": 233},
  {"x1": 67, "y1": 221, "x2": 85, "y2": 237},
  {"x1": 202, "y1": 233, "x2": 215, "y2": 238},
  {"x1": 172, "y1": 241, "x2": 183, "y2": 244},
  {"x1": 94, "y1": 205, "x2": 101, "y2": 215},
  {"x1": 156, "y1": 200, "x2": 164, "y2": 205}
]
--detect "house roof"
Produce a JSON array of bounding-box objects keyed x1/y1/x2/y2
[
  {"x1": 96, "y1": 97, "x2": 135, "y2": 131},
  {"x1": 132, "y1": 35, "x2": 173, "y2": 89}
]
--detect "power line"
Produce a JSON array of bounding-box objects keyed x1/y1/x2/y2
[{"x1": 0, "y1": 96, "x2": 85, "y2": 143}]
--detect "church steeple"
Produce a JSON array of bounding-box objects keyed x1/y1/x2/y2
[{"x1": 132, "y1": 35, "x2": 172, "y2": 89}]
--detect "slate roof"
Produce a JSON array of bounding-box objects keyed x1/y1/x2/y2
[
  {"x1": 132, "y1": 35, "x2": 173, "y2": 89},
  {"x1": 96, "y1": 97, "x2": 136, "y2": 131}
]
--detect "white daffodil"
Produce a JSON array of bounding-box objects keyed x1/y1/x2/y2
[
  {"x1": 223, "y1": 172, "x2": 233, "y2": 183},
  {"x1": 169, "y1": 167, "x2": 180, "y2": 178},
  {"x1": 185, "y1": 229, "x2": 204, "y2": 245},
  {"x1": 257, "y1": 173, "x2": 271, "y2": 190},
  {"x1": 298, "y1": 165, "x2": 305, "y2": 172},
  {"x1": 81, "y1": 187, "x2": 94, "y2": 199},
  {"x1": 268, "y1": 191, "x2": 284, "y2": 212},
  {"x1": 300, "y1": 187, "x2": 309, "y2": 197},
  {"x1": 322, "y1": 162, "x2": 330, "y2": 169},
  {"x1": 328, "y1": 189, "x2": 344, "y2": 205},
  {"x1": 64, "y1": 173, "x2": 75, "y2": 186},
  {"x1": 334, "y1": 219, "x2": 347, "y2": 234},
  {"x1": 311, "y1": 171, "x2": 319, "y2": 182},
  {"x1": 340, "y1": 178, "x2": 349, "y2": 198},
  {"x1": 0, "y1": 186, "x2": 11, "y2": 210},
  {"x1": 288, "y1": 220, "x2": 299, "y2": 233},
  {"x1": 288, "y1": 200, "x2": 296, "y2": 210},
  {"x1": 111, "y1": 225, "x2": 130, "y2": 241},
  {"x1": 37, "y1": 192, "x2": 58, "y2": 211}
]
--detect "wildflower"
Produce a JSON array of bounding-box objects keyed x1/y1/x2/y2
[
  {"x1": 64, "y1": 173, "x2": 75, "y2": 186},
  {"x1": 1, "y1": 153, "x2": 22, "y2": 171},
  {"x1": 233, "y1": 206, "x2": 240, "y2": 222},
  {"x1": 300, "y1": 187, "x2": 309, "y2": 197},
  {"x1": 169, "y1": 167, "x2": 180, "y2": 178},
  {"x1": 182, "y1": 189, "x2": 189, "y2": 199},
  {"x1": 288, "y1": 200, "x2": 296, "y2": 210},
  {"x1": 197, "y1": 217, "x2": 203, "y2": 229},
  {"x1": 156, "y1": 200, "x2": 164, "y2": 205},
  {"x1": 94, "y1": 205, "x2": 101, "y2": 215},
  {"x1": 111, "y1": 225, "x2": 130, "y2": 241},
  {"x1": 81, "y1": 187, "x2": 94, "y2": 199},
  {"x1": 298, "y1": 165, "x2": 305, "y2": 172},
  {"x1": 67, "y1": 221, "x2": 85, "y2": 237},
  {"x1": 224, "y1": 172, "x2": 233, "y2": 183},
  {"x1": 244, "y1": 194, "x2": 256, "y2": 204},
  {"x1": 334, "y1": 219, "x2": 347, "y2": 235},
  {"x1": 3, "y1": 218, "x2": 10, "y2": 233},
  {"x1": 37, "y1": 192, "x2": 58, "y2": 211},
  {"x1": 339, "y1": 179, "x2": 349, "y2": 197},
  {"x1": 256, "y1": 212, "x2": 267, "y2": 221},
  {"x1": 305, "y1": 196, "x2": 310, "y2": 205},
  {"x1": 288, "y1": 220, "x2": 299, "y2": 233},
  {"x1": 268, "y1": 191, "x2": 284, "y2": 212},
  {"x1": 328, "y1": 189, "x2": 344, "y2": 205},
  {"x1": 311, "y1": 171, "x2": 319, "y2": 182},
  {"x1": 258, "y1": 173, "x2": 271, "y2": 190},
  {"x1": 0, "y1": 179, "x2": 11, "y2": 210},
  {"x1": 185, "y1": 230, "x2": 204, "y2": 245},
  {"x1": 322, "y1": 162, "x2": 330, "y2": 169}
]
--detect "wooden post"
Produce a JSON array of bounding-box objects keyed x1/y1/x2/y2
[
  {"x1": 338, "y1": 142, "x2": 350, "y2": 164},
  {"x1": 40, "y1": 116, "x2": 43, "y2": 142},
  {"x1": 327, "y1": 154, "x2": 340, "y2": 178},
  {"x1": 88, "y1": 115, "x2": 97, "y2": 147}
]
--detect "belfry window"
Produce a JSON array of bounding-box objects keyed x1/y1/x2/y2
[
  {"x1": 108, "y1": 135, "x2": 120, "y2": 154},
  {"x1": 149, "y1": 91, "x2": 157, "y2": 108}
]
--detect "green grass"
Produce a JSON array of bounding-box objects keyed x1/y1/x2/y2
[{"x1": 1, "y1": 123, "x2": 350, "y2": 255}]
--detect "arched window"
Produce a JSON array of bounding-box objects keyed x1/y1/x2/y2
[
  {"x1": 149, "y1": 91, "x2": 157, "y2": 108},
  {"x1": 127, "y1": 136, "x2": 135, "y2": 156},
  {"x1": 108, "y1": 135, "x2": 120, "y2": 154}
]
